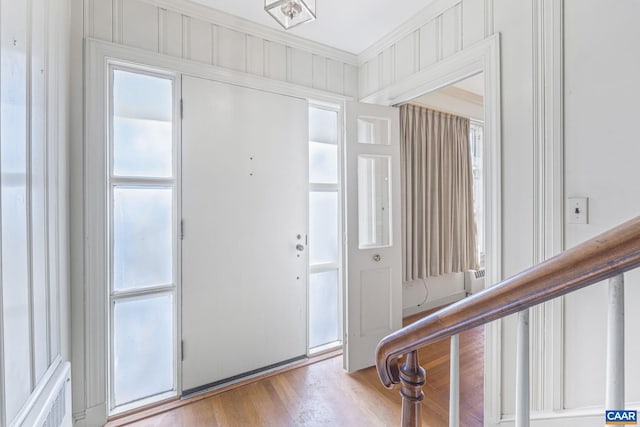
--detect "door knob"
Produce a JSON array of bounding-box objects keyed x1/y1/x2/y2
[
  {"x1": 296, "y1": 244, "x2": 305, "y2": 251},
  {"x1": 373, "y1": 254, "x2": 381, "y2": 262}
]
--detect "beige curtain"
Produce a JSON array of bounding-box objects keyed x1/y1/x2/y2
[{"x1": 400, "y1": 104, "x2": 478, "y2": 281}]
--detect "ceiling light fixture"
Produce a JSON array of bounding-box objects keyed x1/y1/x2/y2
[{"x1": 265, "y1": 0, "x2": 316, "y2": 30}]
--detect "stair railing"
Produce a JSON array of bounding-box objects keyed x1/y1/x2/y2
[{"x1": 375, "y1": 216, "x2": 640, "y2": 427}]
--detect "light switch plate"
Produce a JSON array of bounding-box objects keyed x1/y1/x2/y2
[{"x1": 567, "y1": 197, "x2": 588, "y2": 224}]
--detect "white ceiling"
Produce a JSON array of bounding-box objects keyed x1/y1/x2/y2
[
  {"x1": 410, "y1": 73, "x2": 485, "y2": 119},
  {"x1": 451, "y1": 73, "x2": 484, "y2": 96},
  {"x1": 189, "y1": 0, "x2": 438, "y2": 54}
]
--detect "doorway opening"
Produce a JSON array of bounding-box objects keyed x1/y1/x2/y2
[
  {"x1": 398, "y1": 71, "x2": 486, "y2": 421},
  {"x1": 400, "y1": 72, "x2": 486, "y2": 316}
]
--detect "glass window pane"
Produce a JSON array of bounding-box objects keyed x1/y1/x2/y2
[
  {"x1": 309, "y1": 191, "x2": 338, "y2": 265},
  {"x1": 113, "y1": 117, "x2": 172, "y2": 178},
  {"x1": 113, "y1": 70, "x2": 173, "y2": 177},
  {"x1": 357, "y1": 116, "x2": 390, "y2": 145},
  {"x1": 309, "y1": 141, "x2": 337, "y2": 184},
  {"x1": 309, "y1": 107, "x2": 338, "y2": 144},
  {"x1": 113, "y1": 293, "x2": 174, "y2": 406},
  {"x1": 309, "y1": 270, "x2": 339, "y2": 348},
  {"x1": 113, "y1": 187, "x2": 173, "y2": 291},
  {"x1": 358, "y1": 155, "x2": 391, "y2": 248},
  {"x1": 1, "y1": 31, "x2": 32, "y2": 419}
]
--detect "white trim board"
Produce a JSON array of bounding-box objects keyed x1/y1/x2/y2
[
  {"x1": 87, "y1": 38, "x2": 353, "y2": 104},
  {"x1": 526, "y1": 0, "x2": 565, "y2": 417}
]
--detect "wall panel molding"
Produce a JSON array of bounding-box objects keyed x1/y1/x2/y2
[
  {"x1": 358, "y1": 0, "x2": 461, "y2": 64},
  {"x1": 484, "y1": 0, "x2": 495, "y2": 37},
  {"x1": 136, "y1": 0, "x2": 357, "y2": 65},
  {"x1": 530, "y1": 0, "x2": 565, "y2": 415},
  {"x1": 112, "y1": 0, "x2": 123, "y2": 44},
  {"x1": 0, "y1": 0, "x2": 69, "y2": 424},
  {"x1": 357, "y1": 0, "x2": 490, "y2": 98}
]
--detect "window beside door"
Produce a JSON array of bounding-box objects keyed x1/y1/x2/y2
[
  {"x1": 308, "y1": 105, "x2": 342, "y2": 352},
  {"x1": 109, "y1": 69, "x2": 178, "y2": 413}
]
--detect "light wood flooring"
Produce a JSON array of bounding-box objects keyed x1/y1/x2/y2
[{"x1": 120, "y1": 315, "x2": 483, "y2": 427}]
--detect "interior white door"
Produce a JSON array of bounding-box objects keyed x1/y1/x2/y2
[
  {"x1": 344, "y1": 101, "x2": 402, "y2": 372},
  {"x1": 181, "y1": 76, "x2": 308, "y2": 393}
]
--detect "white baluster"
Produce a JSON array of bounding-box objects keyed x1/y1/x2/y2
[
  {"x1": 515, "y1": 309, "x2": 530, "y2": 427},
  {"x1": 449, "y1": 334, "x2": 460, "y2": 427},
  {"x1": 606, "y1": 274, "x2": 625, "y2": 411}
]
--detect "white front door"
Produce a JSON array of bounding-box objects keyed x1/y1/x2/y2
[
  {"x1": 344, "y1": 102, "x2": 402, "y2": 372},
  {"x1": 181, "y1": 76, "x2": 308, "y2": 393}
]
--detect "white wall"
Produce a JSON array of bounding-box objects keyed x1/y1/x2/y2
[
  {"x1": 0, "y1": 0, "x2": 71, "y2": 425},
  {"x1": 563, "y1": 0, "x2": 640, "y2": 411},
  {"x1": 359, "y1": 0, "x2": 639, "y2": 425}
]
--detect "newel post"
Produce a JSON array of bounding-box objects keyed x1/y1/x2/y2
[{"x1": 399, "y1": 350, "x2": 426, "y2": 427}]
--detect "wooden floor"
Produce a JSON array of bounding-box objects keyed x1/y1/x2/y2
[{"x1": 123, "y1": 315, "x2": 483, "y2": 427}]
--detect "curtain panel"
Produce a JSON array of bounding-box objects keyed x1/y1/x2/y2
[{"x1": 400, "y1": 104, "x2": 478, "y2": 281}]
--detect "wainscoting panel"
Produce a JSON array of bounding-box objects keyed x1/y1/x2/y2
[
  {"x1": 186, "y1": 17, "x2": 212, "y2": 64},
  {"x1": 121, "y1": 0, "x2": 159, "y2": 52},
  {"x1": 84, "y1": 0, "x2": 358, "y2": 97},
  {"x1": 358, "y1": 0, "x2": 491, "y2": 98}
]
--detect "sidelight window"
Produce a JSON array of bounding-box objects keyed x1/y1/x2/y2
[
  {"x1": 308, "y1": 105, "x2": 343, "y2": 352},
  {"x1": 108, "y1": 68, "x2": 177, "y2": 413}
]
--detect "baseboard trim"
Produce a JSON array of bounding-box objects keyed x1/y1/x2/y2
[
  {"x1": 402, "y1": 291, "x2": 467, "y2": 317},
  {"x1": 73, "y1": 403, "x2": 107, "y2": 427},
  {"x1": 496, "y1": 404, "x2": 640, "y2": 426}
]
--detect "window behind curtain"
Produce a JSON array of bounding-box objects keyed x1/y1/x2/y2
[{"x1": 470, "y1": 121, "x2": 484, "y2": 268}]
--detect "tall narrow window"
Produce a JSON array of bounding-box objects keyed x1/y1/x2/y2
[
  {"x1": 470, "y1": 121, "x2": 484, "y2": 267},
  {"x1": 109, "y1": 68, "x2": 177, "y2": 413},
  {"x1": 308, "y1": 105, "x2": 342, "y2": 352}
]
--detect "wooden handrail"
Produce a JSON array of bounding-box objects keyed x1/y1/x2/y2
[{"x1": 376, "y1": 215, "x2": 640, "y2": 390}]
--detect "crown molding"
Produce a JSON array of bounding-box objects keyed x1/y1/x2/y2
[
  {"x1": 439, "y1": 85, "x2": 484, "y2": 105},
  {"x1": 358, "y1": 0, "x2": 461, "y2": 65},
  {"x1": 136, "y1": 0, "x2": 358, "y2": 65}
]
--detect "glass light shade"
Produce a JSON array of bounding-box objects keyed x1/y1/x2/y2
[{"x1": 265, "y1": 0, "x2": 316, "y2": 30}]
